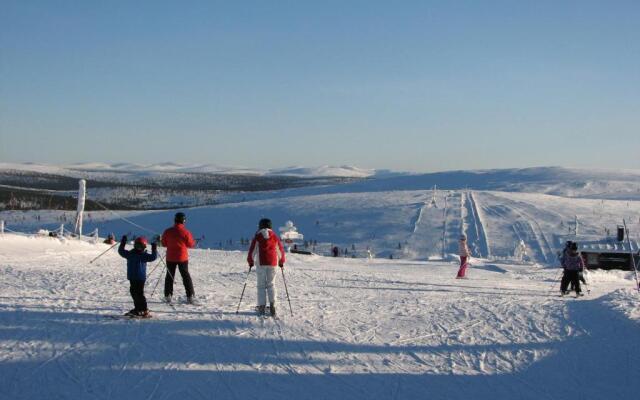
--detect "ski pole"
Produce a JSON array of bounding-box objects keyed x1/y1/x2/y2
[
  {"x1": 152, "y1": 255, "x2": 177, "y2": 299},
  {"x1": 89, "y1": 231, "x2": 131, "y2": 264},
  {"x1": 146, "y1": 254, "x2": 164, "y2": 279},
  {"x1": 149, "y1": 253, "x2": 168, "y2": 298},
  {"x1": 235, "y1": 266, "x2": 253, "y2": 314},
  {"x1": 280, "y1": 266, "x2": 293, "y2": 317},
  {"x1": 547, "y1": 267, "x2": 564, "y2": 296},
  {"x1": 89, "y1": 242, "x2": 119, "y2": 264}
]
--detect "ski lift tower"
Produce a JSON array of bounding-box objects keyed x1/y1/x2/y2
[
  {"x1": 430, "y1": 185, "x2": 438, "y2": 208},
  {"x1": 279, "y1": 220, "x2": 304, "y2": 252},
  {"x1": 74, "y1": 179, "x2": 87, "y2": 238},
  {"x1": 514, "y1": 240, "x2": 528, "y2": 263}
]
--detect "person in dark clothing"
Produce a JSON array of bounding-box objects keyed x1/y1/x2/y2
[
  {"x1": 560, "y1": 242, "x2": 585, "y2": 297},
  {"x1": 560, "y1": 241, "x2": 588, "y2": 292},
  {"x1": 118, "y1": 235, "x2": 158, "y2": 317},
  {"x1": 104, "y1": 233, "x2": 116, "y2": 245},
  {"x1": 162, "y1": 212, "x2": 196, "y2": 303}
]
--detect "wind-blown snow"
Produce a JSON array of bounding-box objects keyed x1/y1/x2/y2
[{"x1": 0, "y1": 233, "x2": 638, "y2": 399}]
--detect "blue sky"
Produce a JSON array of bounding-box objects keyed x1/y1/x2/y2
[{"x1": 1, "y1": 1, "x2": 639, "y2": 172}]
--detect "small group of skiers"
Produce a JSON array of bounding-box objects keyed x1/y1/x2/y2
[
  {"x1": 116, "y1": 213, "x2": 596, "y2": 318},
  {"x1": 117, "y1": 213, "x2": 285, "y2": 318},
  {"x1": 559, "y1": 240, "x2": 587, "y2": 297},
  {"x1": 117, "y1": 212, "x2": 197, "y2": 317}
]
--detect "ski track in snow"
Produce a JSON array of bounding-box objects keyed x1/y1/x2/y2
[
  {"x1": 1, "y1": 234, "x2": 639, "y2": 399},
  {"x1": 461, "y1": 191, "x2": 490, "y2": 259}
]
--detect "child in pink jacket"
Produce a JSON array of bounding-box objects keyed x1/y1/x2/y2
[{"x1": 456, "y1": 234, "x2": 471, "y2": 278}]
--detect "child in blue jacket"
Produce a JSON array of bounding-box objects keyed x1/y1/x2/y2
[{"x1": 118, "y1": 235, "x2": 158, "y2": 317}]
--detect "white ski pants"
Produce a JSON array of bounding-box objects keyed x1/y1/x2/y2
[{"x1": 256, "y1": 265, "x2": 277, "y2": 306}]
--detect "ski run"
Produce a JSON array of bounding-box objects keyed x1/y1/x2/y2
[{"x1": 1, "y1": 233, "x2": 639, "y2": 400}]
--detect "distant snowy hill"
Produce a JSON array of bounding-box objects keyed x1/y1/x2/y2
[
  {"x1": 3, "y1": 163, "x2": 640, "y2": 264},
  {"x1": 0, "y1": 162, "x2": 386, "y2": 178},
  {"x1": 267, "y1": 165, "x2": 374, "y2": 178},
  {"x1": 4, "y1": 163, "x2": 640, "y2": 200},
  {"x1": 263, "y1": 166, "x2": 640, "y2": 201}
]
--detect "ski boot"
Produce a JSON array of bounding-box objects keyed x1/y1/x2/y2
[
  {"x1": 257, "y1": 305, "x2": 266, "y2": 316},
  {"x1": 270, "y1": 303, "x2": 277, "y2": 317},
  {"x1": 164, "y1": 295, "x2": 172, "y2": 304},
  {"x1": 124, "y1": 309, "x2": 137, "y2": 317}
]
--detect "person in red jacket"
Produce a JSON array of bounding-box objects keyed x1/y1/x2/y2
[
  {"x1": 162, "y1": 212, "x2": 196, "y2": 303},
  {"x1": 247, "y1": 218, "x2": 285, "y2": 317}
]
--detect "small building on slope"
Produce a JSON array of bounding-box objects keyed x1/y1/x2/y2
[{"x1": 577, "y1": 239, "x2": 639, "y2": 270}]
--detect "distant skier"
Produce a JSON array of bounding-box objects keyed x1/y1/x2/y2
[
  {"x1": 560, "y1": 242, "x2": 585, "y2": 296},
  {"x1": 103, "y1": 233, "x2": 116, "y2": 245},
  {"x1": 559, "y1": 241, "x2": 587, "y2": 292},
  {"x1": 456, "y1": 234, "x2": 471, "y2": 278},
  {"x1": 118, "y1": 235, "x2": 157, "y2": 318},
  {"x1": 162, "y1": 212, "x2": 196, "y2": 304},
  {"x1": 247, "y1": 218, "x2": 286, "y2": 317},
  {"x1": 332, "y1": 246, "x2": 339, "y2": 257}
]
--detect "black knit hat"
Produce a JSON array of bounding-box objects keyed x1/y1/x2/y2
[
  {"x1": 259, "y1": 218, "x2": 272, "y2": 230},
  {"x1": 175, "y1": 212, "x2": 186, "y2": 224}
]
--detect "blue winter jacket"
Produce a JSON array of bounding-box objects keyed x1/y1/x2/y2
[{"x1": 118, "y1": 240, "x2": 158, "y2": 281}]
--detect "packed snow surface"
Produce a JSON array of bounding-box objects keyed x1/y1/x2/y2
[{"x1": 0, "y1": 234, "x2": 639, "y2": 400}]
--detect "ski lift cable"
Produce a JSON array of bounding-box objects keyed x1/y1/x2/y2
[{"x1": 90, "y1": 199, "x2": 160, "y2": 236}]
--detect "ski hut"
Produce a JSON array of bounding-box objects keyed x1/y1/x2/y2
[
  {"x1": 577, "y1": 238, "x2": 640, "y2": 270},
  {"x1": 279, "y1": 221, "x2": 305, "y2": 253}
]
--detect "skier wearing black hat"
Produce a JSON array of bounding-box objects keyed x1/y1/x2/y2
[
  {"x1": 560, "y1": 242, "x2": 585, "y2": 297},
  {"x1": 118, "y1": 235, "x2": 158, "y2": 317},
  {"x1": 247, "y1": 218, "x2": 286, "y2": 316},
  {"x1": 162, "y1": 212, "x2": 197, "y2": 304}
]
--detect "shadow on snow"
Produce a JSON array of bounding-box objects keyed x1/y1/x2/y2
[{"x1": 0, "y1": 296, "x2": 638, "y2": 400}]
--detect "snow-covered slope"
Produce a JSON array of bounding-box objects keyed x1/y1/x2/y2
[
  {"x1": 0, "y1": 234, "x2": 638, "y2": 400},
  {"x1": 2, "y1": 164, "x2": 640, "y2": 265},
  {"x1": 295, "y1": 166, "x2": 640, "y2": 201},
  {"x1": 3, "y1": 188, "x2": 639, "y2": 265}
]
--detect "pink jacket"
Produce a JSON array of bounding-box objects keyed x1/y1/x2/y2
[{"x1": 459, "y1": 240, "x2": 470, "y2": 257}]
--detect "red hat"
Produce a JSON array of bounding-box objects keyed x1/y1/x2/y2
[{"x1": 134, "y1": 237, "x2": 148, "y2": 248}]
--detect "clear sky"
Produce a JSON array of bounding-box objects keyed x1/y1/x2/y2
[{"x1": 1, "y1": 0, "x2": 639, "y2": 172}]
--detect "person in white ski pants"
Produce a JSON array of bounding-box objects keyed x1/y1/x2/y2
[
  {"x1": 247, "y1": 218, "x2": 286, "y2": 316},
  {"x1": 256, "y1": 266, "x2": 277, "y2": 306}
]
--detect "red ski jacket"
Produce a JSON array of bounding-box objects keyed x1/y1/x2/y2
[
  {"x1": 247, "y1": 228, "x2": 285, "y2": 267},
  {"x1": 162, "y1": 224, "x2": 196, "y2": 262}
]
